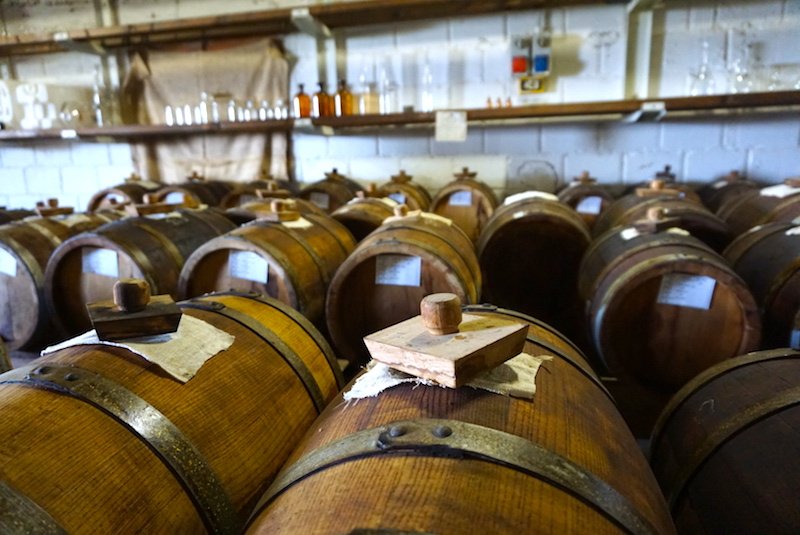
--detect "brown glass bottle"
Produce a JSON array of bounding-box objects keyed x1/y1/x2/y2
[
  {"x1": 334, "y1": 79, "x2": 354, "y2": 116},
  {"x1": 312, "y1": 82, "x2": 333, "y2": 118},
  {"x1": 292, "y1": 83, "x2": 311, "y2": 118}
]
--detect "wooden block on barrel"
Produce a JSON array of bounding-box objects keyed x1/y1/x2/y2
[
  {"x1": 363, "y1": 293, "x2": 527, "y2": 387},
  {"x1": 87, "y1": 278, "x2": 182, "y2": 341}
]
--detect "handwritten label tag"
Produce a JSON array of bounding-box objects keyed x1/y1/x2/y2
[
  {"x1": 309, "y1": 192, "x2": 330, "y2": 210},
  {"x1": 0, "y1": 248, "x2": 17, "y2": 277},
  {"x1": 165, "y1": 191, "x2": 186, "y2": 204},
  {"x1": 82, "y1": 248, "x2": 119, "y2": 278},
  {"x1": 388, "y1": 193, "x2": 406, "y2": 204},
  {"x1": 657, "y1": 273, "x2": 716, "y2": 310},
  {"x1": 229, "y1": 250, "x2": 268, "y2": 283},
  {"x1": 375, "y1": 255, "x2": 421, "y2": 287},
  {"x1": 448, "y1": 190, "x2": 473, "y2": 207},
  {"x1": 761, "y1": 184, "x2": 799, "y2": 198},
  {"x1": 576, "y1": 195, "x2": 603, "y2": 215},
  {"x1": 435, "y1": 110, "x2": 468, "y2": 142}
]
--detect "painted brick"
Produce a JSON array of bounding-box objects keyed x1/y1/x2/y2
[
  {"x1": 72, "y1": 143, "x2": 110, "y2": 167},
  {"x1": 730, "y1": 116, "x2": 800, "y2": 149},
  {"x1": 748, "y1": 147, "x2": 800, "y2": 183},
  {"x1": 484, "y1": 125, "x2": 541, "y2": 155},
  {"x1": 566, "y1": 5, "x2": 626, "y2": 33},
  {"x1": 395, "y1": 20, "x2": 449, "y2": 48},
  {"x1": 94, "y1": 165, "x2": 137, "y2": 188},
  {"x1": 7, "y1": 195, "x2": 45, "y2": 210},
  {"x1": 450, "y1": 14, "x2": 505, "y2": 41},
  {"x1": 505, "y1": 11, "x2": 545, "y2": 38},
  {"x1": 688, "y1": 6, "x2": 716, "y2": 30},
  {"x1": 564, "y1": 152, "x2": 623, "y2": 184},
  {"x1": 541, "y1": 123, "x2": 599, "y2": 153},
  {"x1": 430, "y1": 129, "x2": 484, "y2": 156},
  {"x1": 663, "y1": 7, "x2": 690, "y2": 31},
  {"x1": 562, "y1": 76, "x2": 625, "y2": 103},
  {"x1": 293, "y1": 134, "x2": 330, "y2": 159},
  {"x1": 507, "y1": 155, "x2": 562, "y2": 193},
  {"x1": 108, "y1": 144, "x2": 134, "y2": 166},
  {"x1": 62, "y1": 167, "x2": 101, "y2": 195},
  {"x1": 24, "y1": 167, "x2": 61, "y2": 195},
  {"x1": 717, "y1": 1, "x2": 783, "y2": 27},
  {"x1": 296, "y1": 159, "x2": 351, "y2": 185},
  {"x1": 396, "y1": 157, "x2": 456, "y2": 191},
  {"x1": 454, "y1": 155, "x2": 508, "y2": 190},
  {"x1": 623, "y1": 152, "x2": 684, "y2": 184},
  {"x1": 599, "y1": 123, "x2": 662, "y2": 153},
  {"x1": 378, "y1": 132, "x2": 430, "y2": 157},
  {"x1": 0, "y1": 145, "x2": 36, "y2": 168},
  {"x1": 0, "y1": 168, "x2": 27, "y2": 195},
  {"x1": 349, "y1": 157, "x2": 402, "y2": 183},
  {"x1": 684, "y1": 149, "x2": 748, "y2": 182},
  {"x1": 481, "y1": 41, "x2": 511, "y2": 86},
  {"x1": 328, "y1": 135, "x2": 378, "y2": 159},
  {"x1": 662, "y1": 122, "x2": 723, "y2": 151},
  {"x1": 34, "y1": 144, "x2": 73, "y2": 166}
]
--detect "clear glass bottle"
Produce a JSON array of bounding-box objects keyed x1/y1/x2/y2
[
  {"x1": 292, "y1": 83, "x2": 311, "y2": 118},
  {"x1": 92, "y1": 65, "x2": 104, "y2": 127},
  {"x1": 334, "y1": 79, "x2": 354, "y2": 116},
  {"x1": 378, "y1": 63, "x2": 399, "y2": 114},
  {"x1": 419, "y1": 59, "x2": 434, "y2": 113}
]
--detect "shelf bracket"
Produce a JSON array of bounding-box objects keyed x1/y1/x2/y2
[
  {"x1": 52, "y1": 32, "x2": 106, "y2": 55},
  {"x1": 622, "y1": 101, "x2": 666, "y2": 123},
  {"x1": 290, "y1": 8, "x2": 332, "y2": 39}
]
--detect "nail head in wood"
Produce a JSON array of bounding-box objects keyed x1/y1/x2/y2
[{"x1": 421, "y1": 293, "x2": 462, "y2": 335}]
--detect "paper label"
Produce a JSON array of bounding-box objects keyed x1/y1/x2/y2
[
  {"x1": 309, "y1": 192, "x2": 330, "y2": 210},
  {"x1": 786, "y1": 226, "x2": 800, "y2": 236},
  {"x1": 503, "y1": 190, "x2": 558, "y2": 206},
  {"x1": 388, "y1": 193, "x2": 406, "y2": 204},
  {"x1": 761, "y1": 184, "x2": 800, "y2": 198},
  {"x1": 666, "y1": 227, "x2": 691, "y2": 236},
  {"x1": 620, "y1": 228, "x2": 640, "y2": 241},
  {"x1": 448, "y1": 190, "x2": 473, "y2": 207},
  {"x1": 375, "y1": 255, "x2": 421, "y2": 287},
  {"x1": 0, "y1": 248, "x2": 17, "y2": 277},
  {"x1": 82, "y1": 248, "x2": 118, "y2": 278},
  {"x1": 435, "y1": 110, "x2": 468, "y2": 142},
  {"x1": 61, "y1": 214, "x2": 93, "y2": 228},
  {"x1": 229, "y1": 250, "x2": 268, "y2": 283},
  {"x1": 282, "y1": 217, "x2": 313, "y2": 229},
  {"x1": 165, "y1": 191, "x2": 186, "y2": 204},
  {"x1": 576, "y1": 195, "x2": 603, "y2": 215},
  {"x1": 657, "y1": 273, "x2": 716, "y2": 310}
]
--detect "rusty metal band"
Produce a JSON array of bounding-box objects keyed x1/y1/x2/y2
[
  {"x1": 665, "y1": 384, "x2": 800, "y2": 511},
  {"x1": 263, "y1": 222, "x2": 333, "y2": 286},
  {"x1": 248, "y1": 419, "x2": 660, "y2": 535},
  {"x1": 209, "y1": 291, "x2": 344, "y2": 388},
  {"x1": 462, "y1": 304, "x2": 613, "y2": 403},
  {"x1": 0, "y1": 480, "x2": 67, "y2": 535},
  {"x1": 0, "y1": 365, "x2": 241, "y2": 535},
  {"x1": 182, "y1": 300, "x2": 326, "y2": 413},
  {"x1": 650, "y1": 349, "x2": 800, "y2": 459}
]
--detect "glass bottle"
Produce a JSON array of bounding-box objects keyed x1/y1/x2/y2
[
  {"x1": 357, "y1": 63, "x2": 380, "y2": 115},
  {"x1": 292, "y1": 83, "x2": 311, "y2": 118},
  {"x1": 419, "y1": 59, "x2": 434, "y2": 113},
  {"x1": 312, "y1": 82, "x2": 332, "y2": 117},
  {"x1": 378, "y1": 63, "x2": 398, "y2": 114},
  {"x1": 334, "y1": 79, "x2": 354, "y2": 116},
  {"x1": 92, "y1": 65, "x2": 104, "y2": 127}
]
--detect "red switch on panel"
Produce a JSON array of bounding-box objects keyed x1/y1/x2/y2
[{"x1": 512, "y1": 55, "x2": 529, "y2": 74}]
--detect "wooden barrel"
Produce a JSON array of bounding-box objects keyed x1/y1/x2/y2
[
  {"x1": 696, "y1": 170, "x2": 760, "y2": 214},
  {"x1": 0, "y1": 291, "x2": 342, "y2": 534},
  {"x1": 0, "y1": 338, "x2": 9, "y2": 373},
  {"x1": 477, "y1": 191, "x2": 590, "y2": 339},
  {"x1": 179, "y1": 211, "x2": 356, "y2": 324},
  {"x1": 0, "y1": 208, "x2": 35, "y2": 225},
  {"x1": 298, "y1": 168, "x2": 364, "y2": 213},
  {"x1": 378, "y1": 170, "x2": 432, "y2": 211},
  {"x1": 557, "y1": 171, "x2": 615, "y2": 229},
  {"x1": 0, "y1": 212, "x2": 123, "y2": 350},
  {"x1": 246, "y1": 305, "x2": 676, "y2": 535},
  {"x1": 44, "y1": 209, "x2": 236, "y2": 338},
  {"x1": 326, "y1": 209, "x2": 481, "y2": 369},
  {"x1": 579, "y1": 224, "x2": 761, "y2": 389},
  {"x1": 87, "y1": 175, "x2": 161, "y2": 212},
  {"x1": 624, "y1": 166, "x2": 702, "y2": 204},
  {"x1": 430, "y1": 167, "x2": 498, "y2": 244},
  {"x1": 649, "y1": 348, "x2": 800, "y2": 534},
  {"x1": 717, "y1": 179, "x2": 800, "y2": 236},
  {"x1": 330, "y1": 195, "x2": 397, "y2": 242},
  {"x1": 723, "y1": 221, "x2": 800, "y2": 348}
]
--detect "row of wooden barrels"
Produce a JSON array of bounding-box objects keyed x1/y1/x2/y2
[{"x1": 0, "y1": 288, "x2": 797, "y2": 533}]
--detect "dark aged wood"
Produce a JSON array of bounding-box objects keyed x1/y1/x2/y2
[
  {"x1": 378, "y1": 170, "x2": 432, "y2": 211},
  {"x1": 87, "y1": 180, "x2": 161, "y2": 212},
  {"x1": 179, "y1": 214, "x2": 355, "y2": 325},
  {"x1": 477, "y1": 194, "x2": 590, "y2": 341},
  {"x1": 326, "y1": 210, "x2": 480, "y2": 370},
  {"x1": 430, "y1": 168, "x2": 499, "y2": 244},
  {"x1": 724, "y1": 221, "x2": 800, "y2": 349},
  {"x1": 695, "y1": 171, "x2": 761, "y2": 214},
  {"x1": 717, "y1": 182, "x2": 800, "y2": 236},
  {"x1": 557, "y1": 173, "x2": 616, "y2": 230},
  {"x1": 0, "y1": 209, "x2": 35, "y2": 225},
  {"x1": 650, "y1": 349, "x2": 800, "y2": 534},
  {"x1": 579, "y1": 226, "x2": 761, "y2": 389},
  {"x1": 44, "y1": 209, "x2": 235, "y2": 338},
  {"x1": 0, "y1": 212, "x2": 123, "y2": 350},
  {"x1": 246, "y1": 307, "x2": 676, "y2": 535},
  {"x1": 0, "y1": 292, "x2": 341, "y2": 534},
  {"x1": 218, "y1": 179, "x2": 299, "y2": 208},
  {"x1": 298, "y1": 169, "x2": 364, "y2": 213},
  {"x1": 331, "y1": 197, "x2": 396, "y2": 242}
]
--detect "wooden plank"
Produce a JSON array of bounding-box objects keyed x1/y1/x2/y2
[
  {"x1": 88, "y1": 294, "x2": 183, "y2": 341},
  {"x1": 363, "y1": 312, "x2": 527, "y2": 388}
]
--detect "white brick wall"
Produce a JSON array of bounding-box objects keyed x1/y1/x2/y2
[{"x1": 0, "y1": 0, "x2": 797, "y2": 210}]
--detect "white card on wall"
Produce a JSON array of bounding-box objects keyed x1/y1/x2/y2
[
  {"x1": 0, "y1": 248, "x2": 17, "y2": 277},
  {"x1": 435, "y1": 110, "x2": 468, "y2": 142},
  {"x1": 448, "y1": 190, "x2": 473, "y2": 207},
  {"x1": 388, "y1": 193, "x2": 406, "y2": 204},
  {"x1": 309, "y1": 192, "x2": 330, "y2": 210},
  {"x1": 657, "y1": 273, "x2": 716, "y2": 310},
  {"x1": 375, "y1": 255, "x2": 421, "y2": 287},
  {"x1": 82, "y1": 248, "x2": 119, "y2": 278},
  {"x1": 576, "y1": 196, "x2": 603, "y2": 215},
  {"x1": 229, "y1": 250, "x2": 269, "y2": 283}
]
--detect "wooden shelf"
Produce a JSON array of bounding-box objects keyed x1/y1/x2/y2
[{"x1": 0, "y1": 0, "x2": 625, "y2": 56}]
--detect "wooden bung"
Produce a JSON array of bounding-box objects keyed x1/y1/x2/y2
[
  {"x1": 786, "y1": 177, "x2": 800, "y2": 188},
  {"x1": 391, "y1": 170, "x2": 412, "y2": 184},
  {"x1": 576, "y1": 170, "x2": 595, "y2": 184},
  {"x1": 420, "y1": 293, "x2": 462, "y2": 335},
  {"x1": 113, "y1": 278, "x2": 150, "y2": 313}
]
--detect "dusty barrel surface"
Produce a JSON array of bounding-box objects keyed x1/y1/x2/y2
[
  {"x1": 44, "y1": 209, "x2": 235, "y2": 337},
  {"x1": 0, "y1": 338, "x2": 8, "y2": 373},
  {"x1": 0, "y1": 292, "x2": 342, "y2": 534},
  {"x1": 430, "y1": 167, "x2": 498, "y2": 244},
  {"x1": 219, "y1": 179, "x2": 299, "y2": 208},
  {"x1": 723, "y1": 221, "x2": 800, "y2": 348},
  {"x1": 580, "y1": 225, "x2": 761, "y2": 389},
  {"x1": 0, "y1": 212, "x2": 123, "y2": 350},
  {"x1": 378, "y1": 170, "x2": 432, "y2": 211},
  {"x1": 717, "y1": 179, "x2": 800, "y2": 236},
  {"x1": 649, "y1": 348, "x2": 800, "y2": 535},
  {"x1": 298, "y1": 169, "x2": 364, "y2": 213},
  {"x1": 477, "y1": 192, "x2": 590, "y2": 338},
  {"x1": 179, "y1": 212, "x2": 356, "y2": 324},
  {"x1": 330, "y1": 196, "x2": 397, "y2": 242},
  {"x1": 87, "y1": 177, "x2": 161, "y2": 212},
  {"x1": 557, "y1": 172, "x2": 615, "y2": 229},
  {"x1": 0, "y1": 209, "x2": 35, "y2": 225},
  {"x1": 696, "y1": 171, "x2": 759, "y2": 214},
  {"x1": 326, "y1": 210, "x2": 481, "y2": 369},
  {"x1": 246, "y1": 306, "x2": 676, "y2": 535},
  {"x1": 154, "y1": 178, "x2": 235, "y2": 209}
]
